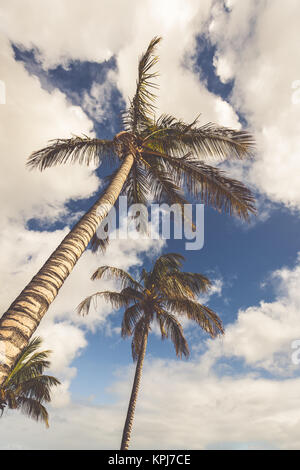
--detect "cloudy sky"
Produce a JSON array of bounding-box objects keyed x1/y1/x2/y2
[{"x1": 0, "y1": 0, "x2": 300, "y2": 450}]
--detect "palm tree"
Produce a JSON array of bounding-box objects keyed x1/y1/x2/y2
[
  {"x1": 0, "y1": 36, "x2": 255, "y2": 387},
  {"x1": 0, "y1": 336, "x2": 60, "y2": 427},
  {"x1": 78, "y1": 253, "x2": 224, "y2": 450}
]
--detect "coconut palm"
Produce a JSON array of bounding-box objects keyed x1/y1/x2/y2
[
  {"x1": 0, "y1": 336, "x2": 60, "y2": 427},
  {"x1": 0, "y1": 36, "x2": 255, "y2": 387},
  {"x1": 78, "y1": 253, "x2": 224, "y2": 449}
]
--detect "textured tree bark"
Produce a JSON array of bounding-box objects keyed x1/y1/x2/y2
[
  {"x1": 0, "y1": 154, "x2": 134, "y2": 387},
  {"x1": 120, "y1": 328, "x2": 149, "y2": 450}
]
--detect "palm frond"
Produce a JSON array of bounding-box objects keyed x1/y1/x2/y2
[
  {"x1": 155, "y1": 308, "x2": 189, "y2": 358},
  {"x1": 122, "y1": 36, "x2": 161, "y2": 132},
  {"x1": 13, "y1": 337, "x2": 43, "y2": 364},
  {"x1": 10, "y1": 351, "x2": 51, "y2": 386},
  {"x1": 143, "y1": 114, "x2": 255, "y2": 161},
  {"x1": 90, "y1": 231, "x2": 110, "y2": 253},
  {"x1": 142, "y1": 156, "x2": 189, "y2": 207},
  {"x1": 77, "y1": 289, "x2": 140, "y2": 316},
  {"x1": 163, "y1": 298, "x2": 224, "y2": 338},
  {"x1": 91, "y1": 266, "x2": 141, "y2": 291},
  {"x1": 156, "y1": 271, "x2": 212, "y2": 300},
  {"x1": 149, "y1": 253, "x2": 185, "y2": 285},
  {"x1": 17, "y1": 375, "x2": 60, "y2": 403},
  {"x1": 4, "y1": 337, "x2": 50, "y2": 386},
  {"x1": 121, "y1": 304, "x2": 143, "y2": 337},
  {"x1": 27, "y1": 136, "x2": 117, "y2": 170},
  {"x1": 16, "y1": 396, "x2": 49, "y2": 427},
  {"x1": 145, "y1": 150, "x2": 256, "y2": 221},
  {"x1": 5, "y1": 390, "x2": 17, "y2": 409},
  {"x1": 0, "y1": 337, "x2": 59, "y2": 427},
  {"x1": 141, "y1": 156, "x2": 200, "y2": 235},
  {"x1": 140, "y1": 268, "x2": 150, "y2": 286},
  {"x1": 121, "y1": 162, "x2": 151, "y2": 205}
]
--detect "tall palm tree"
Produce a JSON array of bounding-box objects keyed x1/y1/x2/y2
[
  {"x1": 0, "y1": 36, "x2": 255, "y2": 387},
  {"x1": 78, "y1": 253, "x2": 224, "y2": 450},
  {"x1": 0, "y1": 336, "x2": 60, "y2": 427}
]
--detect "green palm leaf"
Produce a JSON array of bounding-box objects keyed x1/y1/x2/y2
[
  {"x1": 142, "y1": 114, "x2": 255, "y2": 160},
  {"x1": 163, "y1": 297, "x2": 224, "y2": 337},
  {"x1": 10, "y1": 351, "x2": 51, "y2": 385},
  {"x1": 91, "y1": 266, "x2": 141, "y2": 291},
  {"x1": 144, "y1": 150, "x2": 256, "y2": 221},
  {"x1": 123, "y1": 36, "x2": 162, "y2": 132},
  {"x1": 148, "y1": 253, "x2": 185, "y2": 286},
  {"x1": 121, "y1": 162, "x2": 151, "y2": 205},
  {"x1": 77, "y1": 288, "x2": 142, "y2": 315},
  {"x1": 17, "y1": 375, "x2": 60, "y2": 402},
  {"x1": 27, "y1": 136, "x2": 117, "y2": 170},
  {"x1": 0, "y1": 337, "x2": 60, "y2": 427},
  {"x1": 17, "y1": 396, "x2": 49, "y2": 427},
  {"x1": 156, "y1": 271, "x2": 212, "y2": 300},
  {"x1": 4, "y1": 337, "x2": 50, "y2": 385},
  {"x1": 122, "y1": 304, "x2": 143, "y2": 338},
  {"x1": 155, "y1": 307, "x2": 189, "y2": 358}
]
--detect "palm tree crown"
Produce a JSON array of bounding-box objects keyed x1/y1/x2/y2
[
  {"x1": 78, "y1": 252, "x2": 224, "y2": 358},
  {"x1": 28, "y1": 37, "x2": 256, "y2": 223},
  {"x1": 0, "y1": 337, "x2": 60, "y2": 427}
]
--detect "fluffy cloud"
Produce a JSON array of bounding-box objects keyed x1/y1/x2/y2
[
  {"x1": 198, "y1": 277, "x2": 223, "y2": 305},
  {"x1": 0, "y1": 0, "x2": 134, "y2": 68},
  {"x1": 212, "y1": 253, "x2": 300, "y2": 375},
  {"x1": 114, "y1": 0, "x2": 240, "y2": 127},
  {"x1": 2, "y1": 351, "x2": 300, "y2": 449},
  {"x1": 0, "y1": 0, "x2": 241, "y2": 129},
  {"x1": 0, "y1": 35, "x2": 99, "y2": 223},
  {"x1": 209, "y1": 0, "x2": 300, "y2": 210}
]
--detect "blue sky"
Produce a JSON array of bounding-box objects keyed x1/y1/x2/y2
[{"x1": 1, "y1": 0, "x2": 300, "y2": 450}]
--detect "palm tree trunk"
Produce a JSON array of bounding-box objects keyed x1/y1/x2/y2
[
  {"x1": 120, "y1": 328, "x2": 148, "y2": 450},
  {"x1": 0, "y1": 154, "x2": 134, "y2": 387}
]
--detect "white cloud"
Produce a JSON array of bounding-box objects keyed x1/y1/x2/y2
[
  {"x1": 203, "y1": 253, "x2": 300, "y2": 377},
  {"x1": 213, "y1": 53, "x2": 234, "y2": 83},
  {"x1": 2, "y1": 359, "x2": 300, "y2": 449},
  {"x1": 198, "y1": 277, "x2": 223, "y2": 305},
  {"x1": 209, "y1": 0, "x2": 300, "y2": 211},
  {"x1": 0, "y1": 0, "x2": 132, "y2": 68},
  {"x1": 0, "y1": 0, "x2": 242, "y2": 129},
  {"x1": 115, "y1": 11, "x2": 240, "y2": 128},
  {"x1": 0, "y1": 35, "x2": 99, "y2": 223}
]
